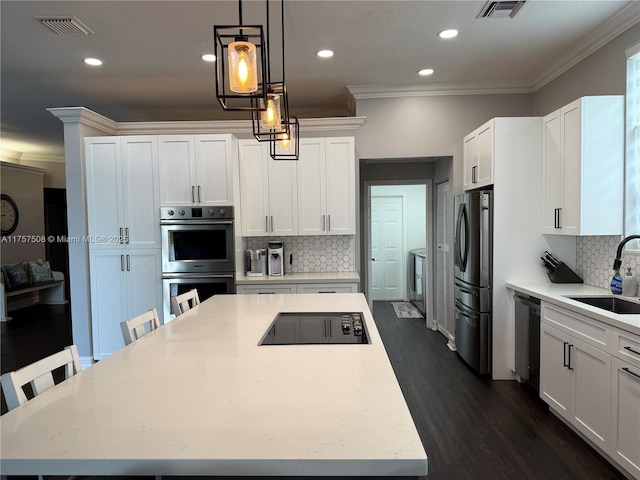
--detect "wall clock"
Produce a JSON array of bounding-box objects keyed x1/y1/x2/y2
[{"x1": 1, "y1": 194, "x2": 19, "y2": 236}]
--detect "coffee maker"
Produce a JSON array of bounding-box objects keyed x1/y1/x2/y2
[
  {"x1": 245, "y1": 249, "x2": 267, "y2": 276},
  {"x1": 267, "y1": 241, "x2": 284, "y2": 276}
]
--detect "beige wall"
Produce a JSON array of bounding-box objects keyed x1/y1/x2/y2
[
  {"x1": 533, "y1": 23, "x2": 639, "y2": 115},
  {"x1": 354, "y1": 94, "x2": 533, "y2": 196},
  {"x1": 20, "y1": 159, "x2": 66, "y2": 188},
  {"x1": 0, "y1": 163, "x2": 46, "y2": 263}
]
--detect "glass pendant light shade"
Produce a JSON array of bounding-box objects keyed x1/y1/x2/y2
[
  {"x1": 261, "y1": 93, "x2": 282, "y2": 129},
  {"x1": 229, "y1": 38, "x2": 258, "y2": 93},
  {"x1": 270, "y1": 116, "x2": 299, "y2": 160}
]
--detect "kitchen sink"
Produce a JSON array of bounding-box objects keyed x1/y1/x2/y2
[{"x1": 567, "y1": 296, "x2": 640, "y2": 314}]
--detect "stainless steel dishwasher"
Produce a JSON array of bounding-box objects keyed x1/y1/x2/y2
[{"x1": 514, "y1": 294, "x2": 541, "y2": 393}]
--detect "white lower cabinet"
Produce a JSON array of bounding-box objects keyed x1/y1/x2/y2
[
  {"x1": 610, "y1": 357, "x2": 640, "y2": 478},
  {"x1": 237, "y1": 282, "x2": 358, "y2": 295},
  {"x1": 540, "y1": 302, "x2": 640, "y2": 479},
  {"x1": 540, "y1": 306, "x2": 611, "y2": 452},
  {"x1": 89, "y1": 249, "x2": 162, "y2": 360},
  {"x1": 236, "y1": 284, "x2": 296, "y2": 295}
]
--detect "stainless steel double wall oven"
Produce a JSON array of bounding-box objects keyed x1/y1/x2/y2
[{"x1": 161, "y1": 206, "x2": 235, "y2": 320}]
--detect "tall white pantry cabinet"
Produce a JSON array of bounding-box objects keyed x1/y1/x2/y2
[{"x1": 85, "y1": 136, "x2": 163, "y2": 360}]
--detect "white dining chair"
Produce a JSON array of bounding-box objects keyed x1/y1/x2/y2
[
  {"x1": 171, "y1": 289, "x2": 200, "y2": 316},
  {"x1": 0, "y1": 345, "x2": 82, "y2": 412},
  {"x1": 120, "y1": 307, "x2": 161, "y2": 345}
]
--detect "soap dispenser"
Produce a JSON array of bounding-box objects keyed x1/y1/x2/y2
[
  {"x1": 610, "y1": 270, "x2": 623, "y2": 294},
  {"x1": 622, "y1": 267, "x2": 637, "y2": 297}
]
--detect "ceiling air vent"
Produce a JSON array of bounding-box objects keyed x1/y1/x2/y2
[
  {"x1": 479, "y1": 1, "x2": 526, "y2": 19},
  {"x1": 34, "y1": 16, "x2": 94, "y2": 35}
]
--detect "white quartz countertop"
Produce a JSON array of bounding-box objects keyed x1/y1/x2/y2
[
  {"x1": 506, "y1": 281, "x2": 640, "y2": 335},
  {"x1": 236, "y1": 271, "x2": 360, "y2": 284},
  {"x1": 0, "y1": 293, "x2": 427, "y2": 477}
]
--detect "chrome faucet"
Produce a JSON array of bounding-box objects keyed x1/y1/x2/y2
[{"x1": 613, "y1": 235, "x2": 640, "y2": 270}]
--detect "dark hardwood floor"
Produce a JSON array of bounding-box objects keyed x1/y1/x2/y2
[{"x1": 0, "y1": 302, "x2": 627, "y2": 479}]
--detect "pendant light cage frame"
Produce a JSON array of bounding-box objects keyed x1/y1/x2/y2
[
  {"x1": 214, "y1": 24, "x2": 268, "y2": 111},
  {"x1": 251, "y1": 82, "x2": 291, "y2": 141},
  {"x1": 270, "y1": 116, "x2": 300, "y2": 160}
]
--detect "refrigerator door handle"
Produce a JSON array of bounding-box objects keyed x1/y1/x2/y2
[{"x1": 455, "y1": 202, "x2": 469, "y2": 272}]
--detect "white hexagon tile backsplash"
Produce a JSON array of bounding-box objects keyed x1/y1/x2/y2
[
  {"x1": 577, "y1": 236, "x2": 639, "y2": 291},
  {"x1": 246, "y1": 236, "x2": 356, "y2": 273}
]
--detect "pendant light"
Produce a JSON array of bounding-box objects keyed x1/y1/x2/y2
[
  {"x1": 251, "y1": 0, "x2": 291, "y2": 142},
  {"x1": 270, "y1": 116, "x2": 299, "y2": 160},
  {"x1": 214, "y1": 0, "x2": 268, "y2": 111},
  {"x1": 268, "y1": 0, "x2": 299, "y2": 160}
]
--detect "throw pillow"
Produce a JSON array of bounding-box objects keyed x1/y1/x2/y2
[
  {"x1": 27, "y1": 261, "x2": 54, "y2": 284},
  {"x1": 2, "y1": 263, "x2": 29, "y2": 288}
]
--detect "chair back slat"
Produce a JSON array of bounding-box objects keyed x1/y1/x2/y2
[
  {"x1": 120, "y1": 308, "x2": 161, "y2": 346},
  {"x1": 1, "y1": 345, "x2": 82, "y2": 411},
  {"x1": 171, "y1": 289, "x2": 200, "y2": 317}
]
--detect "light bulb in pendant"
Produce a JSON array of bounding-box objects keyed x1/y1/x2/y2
[
  {"x1": 261, "y1": 94, "x2": 282, "y2": 129},
  {"x1": 229, "y1": 38, "x2": 258, "y2": 93}
]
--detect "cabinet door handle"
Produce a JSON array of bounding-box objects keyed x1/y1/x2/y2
[
  {"x1": 622, "y1": 367, "x2": 640, "y2": 380},
  {"x1": 328, "y1": 215, "x2": 331, "y2": 231},
  {"x1": 555, "y1": 208, "x2": 562, "y2": 229},
  {"x1": 322, "y1": 214, "x2": 326, "y2": 231},
  {"x1": 623, "y1": 345, "x2": 640, "y2": 356},
  {"x1": 125, "y1": 227, "x2": 129, "y2": 244},
  {"x1": 120, "y1": 227, "x2": 124, "y2": 244},
  {"x1": 270, "y1": 216, "x2": 274, "y2": 232},
  {"x1": 126, "y1": 255, "x2": 130, "y2": 271},
  {"x1": 472, "y1": 165, "x2": 477, "y2": 183},
  {"x1": 568, "y1": 344, "x2": 574, "y2": 370},
  {"x1": 563, "y1": 342, "x2": 569, "y2": 367},
  {"x1": 198, "y1": 185, "x2": 201, "y2": 203},
  {"x1": 265, "y1": 216, "x2": 269, "y2": 232},
  {"x1": 120, "y1": 255, "x2": 125, "y2": 272},
  {"x1": 192, "y1": 186, "x2": 195, "y2": 203}
]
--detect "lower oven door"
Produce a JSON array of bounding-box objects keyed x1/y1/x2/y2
[{"x1": 163, "y1": 274, "x2": 235, "y2": 321}]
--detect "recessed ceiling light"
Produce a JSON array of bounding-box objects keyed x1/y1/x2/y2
[
  {"x1": 418, "y1": 68, "x2": 434, "y2": 76},
  {"x1": 202, "y1": 54, "x2": 216, "y2": 62},
  {"x1": 84, "y1": 58, "x2": 102, "y2": 66},
  {"x1": 316, "y1": 49, "x2": 334, "y2": 58},
  {"x1": 438, "y1": 29, "x2": 459, "y2": 39}
]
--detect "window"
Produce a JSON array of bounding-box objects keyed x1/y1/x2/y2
[{"x1": 625, "y1": 42, "x2": 640, "y2": 250}]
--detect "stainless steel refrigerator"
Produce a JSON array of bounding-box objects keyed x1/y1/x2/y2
[{"x1": 453, "y1": 190, "x2": 492, "y2": 374}]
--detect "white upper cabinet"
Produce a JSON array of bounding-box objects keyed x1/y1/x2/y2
[
  {"x1": 239, "y1": 140, "x2": 298, "y2": 236},
  {"x1": 463, "y1": 121, "x2": 493, "y2": 191},
  {"x1": 297, "y1": 137, "x2": 356, "y2": 235},
  {"x1": 159, "y1": 134, "x2": 234, "y2": 207},
  {"x1": 85, "y1": 136, "x2": 160, "y2": 249},
  {"x1": 542, "y1": 96, "x2": 624, "y2": 235}
]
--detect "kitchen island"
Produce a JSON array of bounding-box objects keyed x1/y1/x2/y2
[{"x1": 1, "y1": 293, "x2": 428, "y2": 478}]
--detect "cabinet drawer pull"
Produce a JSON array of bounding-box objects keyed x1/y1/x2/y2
[
  {"x1": 568, "y1": 344, "x2": 574, "y2": 370},
  {"x1": 258, "y1": 292, "x2": 276, "y2": 295},
  {"x1": 318, "y1": 291, "x2": 336, "y2": 294},
  {"x1": 623, "y1": 345, "x2": 640, "y2": 356},
  {"x1": 622, "y1": 367, "x2": 640, "y2": 380},
  {"x1": 563, "y1": 342, "x2": 569, "y2": 367}
]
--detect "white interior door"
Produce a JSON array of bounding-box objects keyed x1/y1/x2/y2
[{"x1": 371, "y1": 195, "x2": 404, "y2": 301}]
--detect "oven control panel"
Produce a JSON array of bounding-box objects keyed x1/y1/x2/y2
[{"x1": 160, "y1": 206, "x2": 234, "y2": 220}]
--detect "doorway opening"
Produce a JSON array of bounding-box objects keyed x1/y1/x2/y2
[{"x1": 364, "y1": 181, "x2": 433, "y2": 328}]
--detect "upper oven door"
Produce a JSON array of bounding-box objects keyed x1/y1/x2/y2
[{"x1": 161, "y1": 221, "x2": 235, "y2": 273}]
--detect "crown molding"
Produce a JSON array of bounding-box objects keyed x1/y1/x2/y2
[
  {"x1": 348, "y1": 81, "x2": 533, "y2": 99},
  {"x1": 116, "y1": 117, "x2": 366, "y2": 136},
  {"x1": 20, "y1": 152, "x2": 66, "y2": 164},
  {"x1": 531, "y1": 1, "x2": 640, "y2": 90},
  {"x1": 0, "y1": 160, "x2": 47, "y2": 175},
  {"x1": 47, "y1": 107, "x2": 117, "y2": 133}
]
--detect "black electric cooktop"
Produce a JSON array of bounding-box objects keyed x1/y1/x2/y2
[{"x1": 259, "y1": 312, "x2": 370, "y2": 345}]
